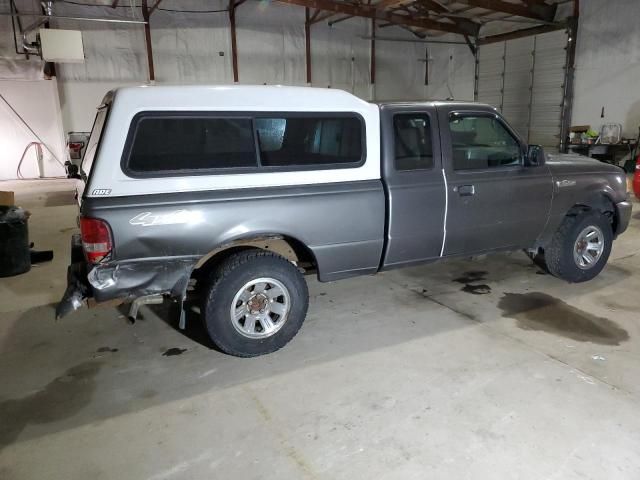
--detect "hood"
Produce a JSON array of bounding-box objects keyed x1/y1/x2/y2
[{"x1": 544, "y1": 152, "x2": 624, "y2": 176}]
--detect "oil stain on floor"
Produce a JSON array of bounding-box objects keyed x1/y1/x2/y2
[
  {"x1": 498, "y1": 292, "x2": 629, "y2": 346},
  {"x1": 0, "y1": 360, "x2": 102, "y2": 449},
  {"x1": 162, "y1": 347, "x2": 187, "y2": 357},
  {"x1": 455, "y1": 271, "x2": 491, "y2": 295},
  {"x1": 453, "y1": 271, "x2": 488, "y2": 284},
  {"x1": 461, "y1": 284, "x2": 492, "y2": 295}
]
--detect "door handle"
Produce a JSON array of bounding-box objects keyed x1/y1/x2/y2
[{"x1": 456, "y1": 185, "x2": 475, "y2": 196}]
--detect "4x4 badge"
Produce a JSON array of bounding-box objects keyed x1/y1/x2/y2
[{"x1": 129, "y1": 210, "x2": 202, "y2": 227}]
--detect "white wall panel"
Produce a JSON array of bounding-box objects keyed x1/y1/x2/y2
[
  {"x1": 0, "y1": 14, "x2": 44, "y2": 80},
  {"x1": 477, "y1": 42, "x2": 504, "y2": 108},
  {"x1": 310, "y1": 18, "x2": 370, "y2": 97},
  {"x1": 152, "y1": 5, "x2": 232, "y2": 84},
  {"x1": 477, "y1": 29, "x2": 568, "y2": 148},
  {"x1": 375, "y1": 35, "x2": 425, "y2": 101},
  {"x1": 502, "y1": 36, "x2": 534, "y2": 139},
  {"x1": 0, "y1": 79, "x2": 66, "y2": 179},
  {"x1": 530, "y1": 29, "x2": 566, "y2": 147},
  {"x1": 237, "y1": 2, "x2": 305, "y2": 86},
  {"x1": 2, "y1": 0, "x2": 476, "y2": 154},
  {"x1": 572, "y1": 0, "x2": 640, "y2": 138},
  {"x1": 428, "y1": 41, "x2": 475, "y2": 102}
]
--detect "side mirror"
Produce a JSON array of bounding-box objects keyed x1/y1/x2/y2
[{"x1": 526, "y1": 144, "x2": 546, "y2": 167}]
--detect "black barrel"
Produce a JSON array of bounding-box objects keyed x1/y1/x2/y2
[{"x1": 0, "y1": 206, "x2": 30, "y2": 277}]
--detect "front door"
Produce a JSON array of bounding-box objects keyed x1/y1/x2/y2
[
  {"x1": 437, "y1": 106, "x2": 553, "y2": 256},
  {"x1": 381, "y1": 105, "x2": 447, "y2": 268}
]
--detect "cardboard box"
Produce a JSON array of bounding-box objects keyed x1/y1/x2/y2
[{"x1": 0, "y1": 191, "x2": 15, "y2": 206}]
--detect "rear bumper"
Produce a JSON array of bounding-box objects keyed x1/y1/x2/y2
[
  {"x1": 88, "y1": 257, "x2": 197, "y2": 304},
  {"x1": 56, "y1": 234, "x2": 198, "y2": 318},
  {"x1": 615, "y1": 200, "x2": 632, "y2": 237}
]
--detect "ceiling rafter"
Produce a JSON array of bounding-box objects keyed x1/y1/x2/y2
[
  {"x1": 409, "y1": 0, "x2": 479, "y2": 38},
  {"x1": 458, "y1": 0, "x2": 557, "y2": 22},
  {"x1": 275, "y1": 0, "x2": 480, "y2": 36}
]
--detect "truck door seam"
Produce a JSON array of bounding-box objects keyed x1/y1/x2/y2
[{"x1": 440, "y1": 168, "x2": 448, "y2": 257}]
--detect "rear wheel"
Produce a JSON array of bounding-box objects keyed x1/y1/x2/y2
[
  {"x1": 544, "y1": 210, "x2": 613, "y2": 282},
  {"x1": 202, "y1": 249, "x2": 308, "y2": 357}
]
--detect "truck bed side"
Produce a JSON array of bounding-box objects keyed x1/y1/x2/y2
[{"x1": 81, "y1": 180, "x2": 385, "y2": 302}]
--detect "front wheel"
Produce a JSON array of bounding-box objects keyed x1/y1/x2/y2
[
  {"x1": 202, "y1": 249, "x2": 309, "y2": 357},
  {"x1": 544, "y1": 211, "x2": 613, "y2": 283}
]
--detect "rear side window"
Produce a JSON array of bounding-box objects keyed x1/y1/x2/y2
[
  {"x1": 255, "y1": 116, "x2": 363, "y2": 167},
  {"x1": 126, "y1": 116, "x2": 257, "y2": 174},
  {"x1": 393, "y1": 114, "x2": 434, "y2": 171}
]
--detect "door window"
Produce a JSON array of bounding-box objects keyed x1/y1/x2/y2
[
  {"x1": 450, "y1": 115, "x2": 521, "y2": 170},
  {"x1": 393, "y1": 114, "x2": 434, "y2": 171}
]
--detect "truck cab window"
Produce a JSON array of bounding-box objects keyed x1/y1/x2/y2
[
  {"x1": 450, "y1": 115, "x2": 521, "y2": 171},
  {"x1": 393, "y1": 114, "x2": 433, "y2": 171}
]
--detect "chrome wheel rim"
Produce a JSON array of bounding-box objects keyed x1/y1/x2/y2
[
  {"x1": 573, "y1": 225, "x2": 605, "y2": 270},
  {"x1": 230, "y1": 278, "x2": 291, "y2": 339}
]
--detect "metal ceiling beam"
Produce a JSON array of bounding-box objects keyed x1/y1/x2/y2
[
  {"x1": 141, "y1": 0, "x2": 155, "y2": 81},
  {"x1": 375, "y1": 0, "x2": 407, "y2": 8},
  {"x1": 477, "y1": 21, "x2": 566, "y2": 44},
  {"x1": 410, "y1": 0, "x2": 479, "y2": 38},
  {"x1": 459, "y1": 0, "x2": 557, "y2": 21},
  {"x1": 148, "y1": 0, "x2": 163, "y2": 14},
  {"x1": 308, "y1": 11, "x2": 336, "y2": 24},
  {"x1": 0, "y1": 12, "x2": 146, "y2": 24},
  {"x1": 275, "y1": 0, "x2": 480, "y2": 36}
]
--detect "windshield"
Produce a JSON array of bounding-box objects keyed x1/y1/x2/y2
[{"x1": 81, "y1": 105, "x2": 109, "y2": 179}]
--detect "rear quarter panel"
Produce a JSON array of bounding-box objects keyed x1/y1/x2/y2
[{"x1": 82, "y1": 181, "x2": 386, "y2": 282}]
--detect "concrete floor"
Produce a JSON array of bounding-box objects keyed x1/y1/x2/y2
[{"x1": 1, "y1": 179, "x2": 640, "y2": 480}]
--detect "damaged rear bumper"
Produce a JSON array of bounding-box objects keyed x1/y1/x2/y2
[
  {"x1": 56, "y1": 234, "x2": 198, "y2": 318},
  {"x1": 56, "y1": 234, "x2": 90, "y2": 319}
]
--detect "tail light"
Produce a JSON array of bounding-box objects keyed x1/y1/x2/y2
[
  {"x1": 68, "y1": 142, "x2": 84, "y2": 160},
  {"x1": 80, "y1": 217, "x2": 112, "y2": 263},
  {"x1": 636, "y1": 154, "x2": 640, "y2": 171}
]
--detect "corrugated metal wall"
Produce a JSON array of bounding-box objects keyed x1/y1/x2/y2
[{"x1": 477, "y1": 29, "x2": 568, "y2": 149}]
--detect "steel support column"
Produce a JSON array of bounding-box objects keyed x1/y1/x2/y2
[
  {"x1": 559, "y1": 16, "x2": 578, "y2": 152},
  {"x1": 370, "y1": 18, "x2": 375, "y2": 85},
  {"x1": 229, "y1": 0, "x2": 239, "y2": 82},
  {"x1": 305, "y1": 7, "x2": 311, "y2": 84},
  {"x1": 141, "y1": 0, "x2": 155, "y2": 81}
]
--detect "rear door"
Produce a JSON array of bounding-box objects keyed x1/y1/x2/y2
[
  {"x1": 437, "y1": 105, "x2": 553, "y2": 255},
  {"x1": 380, "y1": 104, "x2": 446, "y2": 268}
]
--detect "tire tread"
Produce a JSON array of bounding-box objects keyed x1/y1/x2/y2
[{"x1": 203, "y1": 249, "x2": 308, "y2": 357}]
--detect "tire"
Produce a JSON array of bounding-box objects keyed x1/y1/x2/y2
[
  {"x1": 202, "y1": 249, "x2": 308, "y2": 357},
  {"x1": 544, "y1": 210, "x2": 613, "y2": 283}
]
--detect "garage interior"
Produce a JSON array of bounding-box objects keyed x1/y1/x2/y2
[{"x1": 2, "y1": 0, "x2": 640, "y2": 478}]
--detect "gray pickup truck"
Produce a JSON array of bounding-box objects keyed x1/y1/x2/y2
[{"x1": 58, "y1": 85, "x2": 631, "y2": 357}]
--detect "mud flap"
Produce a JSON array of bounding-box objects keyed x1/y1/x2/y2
[{"x1": 56, "y1": 234, "x2": 91, "y2": 319}]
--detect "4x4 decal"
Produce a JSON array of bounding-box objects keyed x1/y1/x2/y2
[{"x1": 129, "y1": 210, "x2": 202, "y2": 227}]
